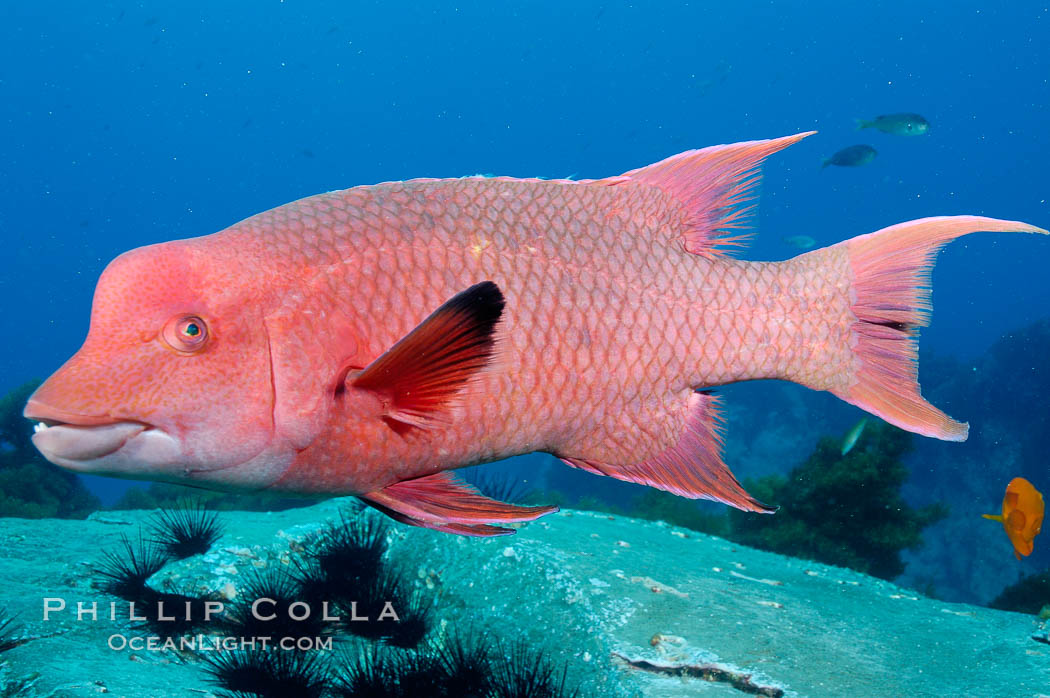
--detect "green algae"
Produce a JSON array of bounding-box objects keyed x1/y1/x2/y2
[
  {"x1": 728, "y1": 421, "x2": 947, "y2": 580},
  {"x1": 0, "y1": 381, "x2": 100, "y2": 520}
]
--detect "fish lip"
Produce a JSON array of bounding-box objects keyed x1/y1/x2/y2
[
  {"x1": 24, "y1": 398, "x2": 155, "y2": 463},
  {"x1": 31, "y1": 421, "x2": 150, "y2": 464},
  {"x1": 23, "y1": 398, "x2": 145, "y2": 428}
]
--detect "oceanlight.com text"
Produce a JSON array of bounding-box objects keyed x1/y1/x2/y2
[{"x1": 107, "y1": 634, "x2": 334, "y2": 652}]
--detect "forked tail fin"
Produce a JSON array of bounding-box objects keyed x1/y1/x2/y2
[{"x1": 830, "y1": 216, "x2": 1047, "y2": 440}]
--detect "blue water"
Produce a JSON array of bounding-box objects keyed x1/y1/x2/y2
[{"x1": 2, "y1": 1, "x2": 1048, "y2": 605}]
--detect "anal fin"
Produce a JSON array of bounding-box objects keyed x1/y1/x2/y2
[
  {"x1": 560, "y1": 391, "x2": 774, "y2": 513},
  {"x1": 360, "y1": 471, "x2": 558, "y2": 537}
]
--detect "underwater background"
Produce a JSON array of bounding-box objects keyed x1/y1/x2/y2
[{"x1": 2, "y1": 1, "x2": 1049, "y2": 696}]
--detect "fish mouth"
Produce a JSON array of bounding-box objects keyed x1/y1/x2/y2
[{"x1": 23, "y1": 399, "x2": 159, "y2": 469}]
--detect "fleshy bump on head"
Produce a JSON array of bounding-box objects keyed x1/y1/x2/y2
[{"x1": 25, "y1": 238, "x2": 282, "y2": 487}]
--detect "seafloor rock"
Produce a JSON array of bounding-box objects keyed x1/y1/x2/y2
[{"x1": 0, "y1": 501, "x2": 1046, "y2": 697}]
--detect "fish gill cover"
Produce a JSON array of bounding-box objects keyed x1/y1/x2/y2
[{"x1": 1, "y1": 1, "x2": 1049, "y2": 696}]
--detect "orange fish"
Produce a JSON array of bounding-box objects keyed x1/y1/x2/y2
[
  {"x1": 23, "y1": 132, "x2": 1049, "y2": 536},
  {"x1": 983, "y1": 477, "x2": 1044, "y2": 560}
]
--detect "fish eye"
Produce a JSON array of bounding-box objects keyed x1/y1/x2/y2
[{"x1": 162, "y1": 315, "x2": 209, "y2": 353}]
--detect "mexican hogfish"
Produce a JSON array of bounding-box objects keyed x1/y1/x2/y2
[{"x1": 24, "y1": 132, "x2": 1047, "y2": 535}]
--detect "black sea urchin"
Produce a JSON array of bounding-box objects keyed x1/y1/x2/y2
[
  {"x1": 132, "y1": 590, "x2": 217, "y2": 639},
  {"x1": 96, "y1": 533, "x2": 214, "y2": 638},
  {"x1": 96, "y1": 533, "x2": 170, "y2": 602},
  {"x1": 342, "y1": 566, "x2": 433, "y2": 648},
  {"x1": 148, "y1": 500, "x2": 225, "y2": 559},
  {"x1": 298, "y1": 510, "x2": 436, "y2": 646},
  {"x1": 331, "y1": 643, "x2": 443, "y2": 698},
  {"x1": 431, "y1": 631, "x2": 495, "y2": 697},
  {"x1": 309, "y1": 510, "x2": 388, "y2": 587},
  {"x1": 224, "y1": 565, "x2": 334, "y2": 644},
  {"x1": 332, "y1": 634, "x2": 580, "y2": 698},
  {"x1": 382, "y1": 582, "x2": 434, "y2": 649},
  {"x1": 202, "y1": 647, "x2": 330, "y2": 698},
  {"x1": 489, "y1": 639, "x2": 580, "y2": 698},
  {"x1": 0, "y1": 608, "x2": 23, "y2": 653}
]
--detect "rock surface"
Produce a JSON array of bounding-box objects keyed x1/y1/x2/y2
[{"x1": 0, "y1": 500, "x2": 1046, "y2": 697}]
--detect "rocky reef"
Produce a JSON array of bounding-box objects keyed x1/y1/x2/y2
[{"x1": 0, "y1": 501, "x2": 1046, "y2": 697}]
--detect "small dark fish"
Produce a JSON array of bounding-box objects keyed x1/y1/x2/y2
[
  {"x1": 695, "y1": 78, "x2": 716, "y2": 95},
  {"x1": 301, "y1": 149, "x2": 315, "y2": 159},
  {"x1": 144, "y1": 16, "x2": 158, "y2": 27},
  {"x1": 782, "y1": 235, "x2": 816, "y2": 250},
  {"x1": 857, "y1": 113, "x2": 930, "y2": 136},
  {"x1": 840, "y1": 417, "x2": 867, "y2": 455},
  {"x1": 822, "y1": 144, "x2": 877, "y2": 169}
]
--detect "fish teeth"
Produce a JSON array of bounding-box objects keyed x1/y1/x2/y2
[{"x1": 33, "y1": 422, "x2": 48, "y2": 433}]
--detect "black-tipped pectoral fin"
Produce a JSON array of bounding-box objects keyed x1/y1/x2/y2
[{"x1": 350, "y1": 281, "x2": 505, "y2": 434}]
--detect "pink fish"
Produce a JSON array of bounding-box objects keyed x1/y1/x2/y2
[{"x1": 24, "y1": 132, "x2": 1048, "y2": 535}]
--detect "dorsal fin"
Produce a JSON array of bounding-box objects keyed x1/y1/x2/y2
[{"x1": 611, "y1": 132, "x2": 815, "y2": 258}]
